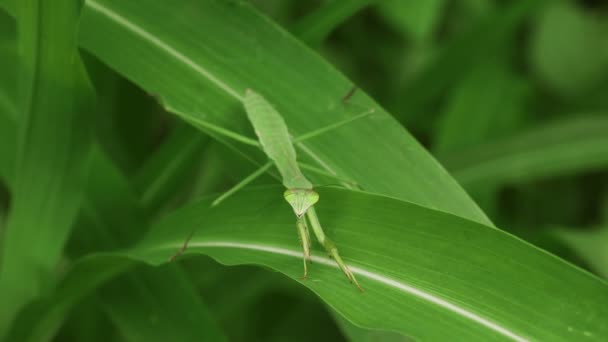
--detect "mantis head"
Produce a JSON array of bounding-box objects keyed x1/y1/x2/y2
[{"x1": 283, "y1": 189, "x2": 319, "y2": 218}]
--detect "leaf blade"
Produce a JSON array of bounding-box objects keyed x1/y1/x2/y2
[
  {"x1": 0, "y1": 0, "x2": 93, "y2": 335},
  {"x1": 130, "y1": 187, "x2": 608, "y2": 341},
  {"x1": 442, "y1": 116, "x2": 608, "y2": 187},
  {"x1": 73, "y1": 0, "x2": 490, "y2": 225}
]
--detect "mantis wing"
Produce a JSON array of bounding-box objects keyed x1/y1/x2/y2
[{"x1": 243, "y1": 89, "x2": 312, "y2": 190}]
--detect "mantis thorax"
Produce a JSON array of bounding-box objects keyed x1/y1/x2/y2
[{"x1": 283, "y1": 189, "x2": 319, "y2": 218}]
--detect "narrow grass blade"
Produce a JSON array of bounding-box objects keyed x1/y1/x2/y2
[
  {"x1": 433, "y1": 62, "x2": 529, "y2": 155},
  {"x1": 0, "y1": 0, "x2": 93, "y2": 335},
  {"x1": 553, "y1": 226, "x2": 608, "y2": 279},
  {"x1": 6, "y1": 147, "x2": 228, "y2": 341},
  {"x1": 291, "y1": 0, "x2": 380, "y2": 46},
  {"x1": 397, "y1": 0, "x2": 543, "y2": 124},
  {"x1": 442, "y1": 116, "x2": 608, "y2": 187},
  {"x1": 132, "y1": 123, "x2": 208, "y2": 212},
  {"x1": 98, "y1": 265, "x2": 226, "y2": 342}
]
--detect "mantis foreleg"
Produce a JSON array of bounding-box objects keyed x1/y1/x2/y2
[{"x1": 305, "y1": 207, "x2": 363, "y2": 291}]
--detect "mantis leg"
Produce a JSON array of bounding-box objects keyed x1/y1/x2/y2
[
  {"x1": 342, "y1": 85, "x2": 358, "y2": 103},
  {"x1": 298, "y1": 162, "x2": 361, "y2": 189},
  {"x1": 176, "y1": 110, "x2": 260, "y2": 147},
  {"x1": 168, "y1": 231, "x2": 194, "y2": 262},
  {"x1": 296, "y1": 217, "x2": 312, "y2": 279},
  {"x1": 172, "y1": 162, "x2": 273, "y2": 260},
  {"x1": 212, "y1": 161, "x2": 274, "y2": 207},
  {"x1": 171, "y1": 162, "x2": 273, "y2": 261},
  {"x1": 293, "y1": 107, "x2": 375, "y2": 143},
  {"x1": 305, "y1": 206, "x2": 363, "y2": 292}
]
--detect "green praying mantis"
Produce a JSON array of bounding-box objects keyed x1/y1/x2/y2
[{"x1": 171, "y1": 88, "x2": 374, "y2": 291}]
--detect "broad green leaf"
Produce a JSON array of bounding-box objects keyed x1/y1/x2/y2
[
  {"x1": 553, "y1": 226, "x2": 608, "y2": 279},
  {"x1": 135, "y1": 187, "x2": 608, "y2": 341},
  {"x1": 378, "y1": 0, "x2": 445, "y2": 42},
  {"x1": 0, "y1": 108, "x2": 15, "y2": 183},
  {"x1": 603, "y1": 194, "x2": 608, "y2": 223},
  {"x1": 291, "y1": 0, "x2": 379, "y2": 46},
  {"x1": 85, "y1": 61, "x2": 167, "y2": 175},
  {"x1": 0, "y1": 9, "x2": 16, "y2": 120},
  {"x1": 183, "y1": 257, "x2": 349, "y2": 341},
  {"x1": 98, "y1": 265, "x2": 226, "y2": 342},
  {"x1": 131, "y1": 122, "x2": 208, "y2": 213},
  {"x1": 0, "y1": 0, "x2": 93, "y2": 335},
  {"x1": 3, "y1": 1, "x2": 602, "y2": 340},
  {"x1": 442, "y1": 116, "x2": 608, "y2": 188},
  {"x1": 74, "y1": 151, "x2": 225, "y2": 342},
  {"x1": 201, "y1": 263, "x2": 346, "y2": 341},
  {"x1": 6, "y1": 147, "x2": 227, "y2": 341},
  {"x1": 187, "y1": 141, "x2": 259, "y2": 200},
  {"x1": 82, "y1": 148, "x2": 225, "y2": 342},
  {"x1": 55, "y1": 296, "x2": 118, "y2": 342},
  {"x1": 69, "y1": 0, "x2": 489, "y2": 226},
  {"x1": 0, "y1": 11, "x2": 16, "y2": 183},
  {"x1": 396, "y1": 0, "x2": 543, "y2": 124},
  {"x1": 0, "y1": 79, "x2": 223, "y2": 341},
  {"x1": 0, "y1": 63, "x2": 232, "y2": 340},
  {"x1": 29, "y1": 187, "x2": 608, "y2": 341},
  {"x1": 70, "y1": 147, "x2": 226, "y2": 341},
  {"x1": 4, "y1": 255, "x2": 132, "y2": 342},
  {"x1": 334, "y1": 313, "x2": 410, "y2": 342},
  {"x1": 529, "y1": 2, "x2": 608, "y2": 97},
  {"x1": 0, "y1": 0, "x2": 489, "y2": 219},
  {"x1": 434, "y1": 62, "x2": 529, "y2": 155},
  {"x1": 432, "y1": 61, "x2": 530, "y2": 216}
]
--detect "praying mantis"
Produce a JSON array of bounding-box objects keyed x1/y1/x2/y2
[{"x1": 172, "y1": 88, "x2": 373, "y2": 291}]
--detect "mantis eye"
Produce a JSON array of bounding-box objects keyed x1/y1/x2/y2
[{"x1": 283, "y1": 189, "x2": 319, "y2": 218}]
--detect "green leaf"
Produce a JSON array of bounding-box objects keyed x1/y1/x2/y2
[
  {"x1": 35, "y1": 187, "x2": 608, "y2": 341},
  {"x1": 396, "y1": 0, "x2": 543, "y2": 124},
  {"x1": 378, "y1": 0, "x2": 446, "y2": 42},
  {"x1": 334, "y1": 312, "x2": 411, "y2": 342},
  {"x1": 442, "y1": 116, "x2": 608, "y2": 188},
  {"x1": 553, "y1": 226, "x2": 608, "y2": 279},
  {"x1": 291, "y1": 0, "x2": 379, "y2": 46},
  {"x1": 70, "y1": 147, "x2": 227, "y2": 341},
  {"x1": 433, "y1": 62, "x2": 529, "y2": 155},
  {"x1": 4, "y1": 255, "x2": 133, "y2": 342},
  {"x1": 0, "y1": 66, "x2": 227, "y2": 339},
  {"x1": 6, "y1": 147, "x2": 227, "y2": 342},
  {"x1": 0, "y1": 0, "x2": 93, "y2": 335},
  {"x1": 0, "y1": 107, "x2": 16, "y2": 183},
  {"x1": 3, "y1": 1, "x2": 602, "y2": 340},
  {"x1": 432, "y1": 61, "x2": 531, "y2": 216},
  {"x1": 98, "y1": 264, "x2": 226, "y2": 342},
  {"x1": 0, "y1": 10, "x2": 16, "y2": 120},
  {"x1": 0, "y1": 0, "x2": 489, "y2": 221},
  {"x1": 529, "y1": 2, "x2": 608, "y2": 96},
  {"x1": 0, "y1": 12, "x2": 16, "y2": 183},
  {"x1": 85, "y1": 151, "x2": 227, "y2": 341},
  {"x1": 83, "y1": 0, "x2": 490, "y2": 224},
  {"x1": 84, "y1": 60, "x2": 168, "y2": 175},
  {"x1": 131, "y1": 122, "x2": 208, "y2": 214}
]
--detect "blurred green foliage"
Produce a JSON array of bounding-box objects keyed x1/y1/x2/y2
[{"x1": 0, "y1": 0, "x2": 607, "y2": 341}]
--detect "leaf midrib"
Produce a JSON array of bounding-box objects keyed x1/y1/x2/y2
[
  {"x1": 141, "y1": 240, "x2": 528, "y2": 342},
  {"x1": 86, "y1": 0, "x2": 242, "y2": 101},
  {"x1": 85, "y1": 0, "x2": 344, "y2": 182}
]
